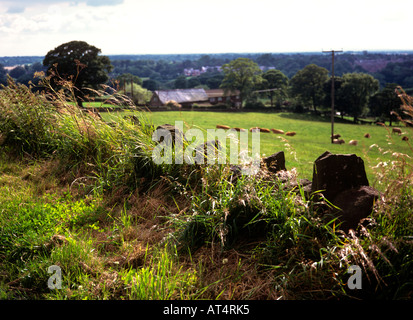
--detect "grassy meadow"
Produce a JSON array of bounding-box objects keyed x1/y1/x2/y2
[
  {"x1": 1, "y1": 79, "x2": 412, "y2": 300},
  {"x1": 103, "y1": 110, "x2": 413, "y2": 188}
]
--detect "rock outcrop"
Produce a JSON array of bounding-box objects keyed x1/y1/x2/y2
[
  {"x1": 311, "y1": 151, "x2": 379, "y2": 231},
  {"x1": 311, "y1": 151, "x2": 369, "y2": 202},
  {"x1": 330, "y1": 186, "x2": 380, "y2": 231},
  {"x1": 154, "y1": 124, "x2": 185, "y2": 145},
  {"x1": 262, "y1": 151, "x2": 287, "y2": 173}
]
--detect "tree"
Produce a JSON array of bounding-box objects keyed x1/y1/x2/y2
[
  {"x1": 117, "y1": 73, "x2": 142, "y2": 87},
  {"x1": 43, "y1": 40, "x2": 113, "y2": 107},
  {"x1": 337, "y1": 73, "x2": 379, "y2": 123},
  {"x1": 9, "y1": 66, "x2": 27, "y2": 79},
  {"x1": 203, "y1": 73, "x2": 224, "y2": 89},
  {"x1": 220, "y1": 58, "x2": 262, "y2": 108},
  {"x1": 0, "y1": 64, "x2": 7, "y2": 85},
  {"x1": 14, "y1": 62, "x2": 46, "y2": 86},
  {"x1": 142, "y1": 79, "x2": 159, "y2": 91},
  {"x1": 259, "y1": 69, "x2": 289, "y2": 108},
  {"x1": 187, "y1": 77, "x2": 201, "y2": 89},
  {"x1": 121, "y1": 82, "x2": 151, "y2": 106},
  {"x1": 174, "y1": 75, "x2": 188, "y2": 89},
  {"x1": 369, "y1": 83, "x2": 401, "y2": 126},
  {"x1": 290, "y1": 64, "x2": 329, "y2": 113}
]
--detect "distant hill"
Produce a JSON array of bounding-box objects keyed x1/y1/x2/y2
[{"x1": 0, "y1": 56, "x2": 43, "y2": 67}]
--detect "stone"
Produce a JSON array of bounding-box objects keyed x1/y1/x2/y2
[
  {"x1": 311, "y1": 151, "x2": 369, "y2": 202},
  {"x1": 330, "y1": 186, "x2": 380, "y2": 231},
  {"x1": 194, "y1": 139, "x2": 223, "y2": 164},
  {"x1": 229, "y1": 165, "x2": 242, "y2": 185},
  {"x1": 154, "y1": 124, "x2": 185, "y2": 145},
  {"x1": 262, "y1": 151, "x2": 286, "y2": 173}
]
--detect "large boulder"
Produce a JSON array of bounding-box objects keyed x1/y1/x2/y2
[
  {"x1": 311, "y1": 151, "x2": 369, "y2": 202},
  {"x1": 329, "y1": 186, "x2": 380, "y2": 232},
  {"x1": 194, "y1": 139, "x2": 223, "y2": 164},
  {"x1": 311, "y1": 151, "x2": 380, "y2": 231},
  {"x1": 262, "y1": 151, "x2": 286, "y2": 173},
  {"x1": 154, "y1": 124, "x2": 185, "y2": 145}
]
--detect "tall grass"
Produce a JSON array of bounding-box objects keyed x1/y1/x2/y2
[
  {"x1": 120, "y1": 245, "x2": 198, "y2": 300},
  {"x1": 0, "y1": 77, "x2": 60, "y2": 156},
  {"x1": 0, "y1": 74, "x2": 162, "y2": 194}
]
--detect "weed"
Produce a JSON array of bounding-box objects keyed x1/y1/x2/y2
[{"x1": 120, "y1": 245, "x2": 198, "y2": 300}]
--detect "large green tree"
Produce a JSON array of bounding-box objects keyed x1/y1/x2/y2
[
  {"x1": 220, "y1": 58, "x2": 262, "y2": 108},
  {"x1": 43, "y1": 40, "x2": 113, "y2": 107},
  {"x1": 369, "y1": 83, "x2": 401, "y2": 125},
  {"x1": 290, "y1": 64, "x2": 329, "y2": 113},
  {"x1": 174, "y1": 75, "x2": 188, "y2": 89},
  {"x1": 338, "y1": 73, "x2": 379, "y2": 123},
  {"x1": 259, "y1": 69, "x2": 289, "y2": 108}
]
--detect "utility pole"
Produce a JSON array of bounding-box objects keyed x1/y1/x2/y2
[{"x1": 322, "y1": 49, "x2": 343, "y2": 143}]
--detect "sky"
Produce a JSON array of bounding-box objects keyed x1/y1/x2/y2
[{"x1": 0, "y1": 0, "x2": 412, "y2": 57}]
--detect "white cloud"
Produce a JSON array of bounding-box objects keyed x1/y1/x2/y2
[
  {"x1": 85, "y1": 0, "x2": 124, "y2": 6},
  {"x1": 1, "y1": 0, "x2": 124, "y2": 13},
  {"x1": 0, "y1": 0, "x2": 412, "y2": 56}
]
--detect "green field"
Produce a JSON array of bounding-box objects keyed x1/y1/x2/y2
[{"x1": 102, "y1": 110, "x2": 412, "y2": 187}]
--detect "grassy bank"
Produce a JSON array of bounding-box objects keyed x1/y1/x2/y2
[{"x1": 1, "y1": 78, "x2": 412, "y2": 300}]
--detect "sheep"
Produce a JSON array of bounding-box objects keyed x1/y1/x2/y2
[
  {"x1": 392, "y1": 127, "x2": 402, "y2": 135},
  {"x1": 364, "y1": 133, "x2": 371, "y2": 138},
  {"x1": 349, "y1": 140, "x2": 358, "y2": 146},
  {"x1": 402, "y1": 136, "x2": 409, "y2": 141},
  {"x1": 331, "y1": 134, "x2": 341, "y2": 139},
  {"x1": 232, "y1": 127, "x2": 246, "y2": 132},
  {"x1": 285, "y1": 131, "x2": 296, "y2": 136},
  {"x1": 271, "y1": 128, "x2": 285, "y2": 134},
  {"x1": 250, "y1": 127, "x2": 270, "y2": 133},
  {"x1": 216, "y1": 125, "x2": 230, "y2": 130},
  {"x1": 333, "y1": 139, "x2": 345, "y2": 144}
]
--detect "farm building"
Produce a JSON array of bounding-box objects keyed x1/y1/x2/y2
[
  {"x1": 149, "y1": 89, "x2": 208, "y2": 107},
  {"x1": 205, "y1": 89, "x2": 241, "y2": 108},
  {"x1": 149, "y1": 88, "x2": 241, "y2": 108}
]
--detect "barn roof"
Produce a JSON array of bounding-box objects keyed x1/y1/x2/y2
[{"x1": 155, "y1": 89, "x2": 208, "y2": 104}]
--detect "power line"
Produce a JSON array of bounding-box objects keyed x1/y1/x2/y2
[
  {"x1": 253, "y1": 88, "x2": 280, "y2": 93},
  {"x1": 322, "y1": 49, "x2": 343, "y2": 143}
]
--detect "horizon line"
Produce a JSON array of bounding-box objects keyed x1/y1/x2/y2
[{"x1": 2, "y1": 49, "x2": 413, "y2": 58}]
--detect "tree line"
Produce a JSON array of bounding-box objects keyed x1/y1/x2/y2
[
  {"x1": 0, "y1": 41, "x2": 410, "y2": 124},
  {"x1": 218, "y1": 58, "x2": 400, "y2": 124},
  {"x1": 2, "y1": 49, "x2": 413, "y2": 89}
]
